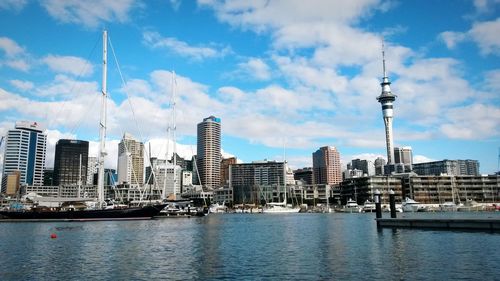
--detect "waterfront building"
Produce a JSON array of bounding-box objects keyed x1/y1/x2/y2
[
  {"x1": 402, "y1": 174, "x2": 498, "y2": 204},
  {"x1": 289, "y1": 183, "x2": 332, "y2": 206},
  {"x1": 413, "y1": 160, "x2": 480, "y2": 176},
  {"x1": 145, "y1": 157, "x2": 167, "y2": 185},
  {"x1": 53, "y1": 139, "x2": 89, "y2": 186},
  {"x1": 338, "y1": 174, "x2": 499, "y2": 206},
  {"x1": 1, "y1": 171, "x2": 20, "y2": 195},
  {"x1": 229, "y1": 160, "x2": 286, "y2": 204},
  {"x1": 2, "y1": 121, "x2": 47, "y2": 191},
  {"x1": 86, "y1": 157, "x2": 98, "y2": 185},
  {"x1": 339, "y1": 176, "x2": 404, "y2": 205},
  {"x1": 312, "y1": 146, "x2": 342, "y2": 185},
  {"x1": 374, "y1": 157, "x2": 386, "y2": 176},
  {"x1": 117, "y1": 133, "x2": 144, "y2": 186},
  {"x1": 293, "y1": 167, "x2": 314, "y2": 185},
  {"x1": 221, "y1": 157, "x2": 237, "y2": 186},
  {"x1": 376, "y1": 46, "x2": 397, "y2": 165},
  {"x1": 197, "y1": 116, "x2": 221, "y2": 190},
  {"x1": 213, "y1": 186, "x2": 234, "y2": 205}
]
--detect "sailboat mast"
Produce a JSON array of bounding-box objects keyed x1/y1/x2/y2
[
  {"x1": 97, "y1": 30, "x2": 108, "y2": 205},
  {"x1": 172, "y1": 71, "x2": 177, "y2": 199}
]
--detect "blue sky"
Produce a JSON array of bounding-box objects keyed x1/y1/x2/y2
[{"x1": 0, "y1": 0, "x2": 499, "y2": 174}]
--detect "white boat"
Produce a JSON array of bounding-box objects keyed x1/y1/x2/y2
[
  {"x1": 342, "y1": 198, "x2": 361, "y2": 213},
  {"x1": 402, "y1": 197, "x2": 426, "y2": 212},
  {"x1": 457, "y1": 199, "x2": 485, "y2": 212},
  {"x1": 361, "y1": 200, "x2": 376, "y2": 213},
  {"x1": 262, "y1": 201, "x2": 300, "y2": 213},
  {"x1": 439, "y1": 201, "x2": 458, "y2": 212},
  {"x1": 209, "y1": 202, "x2": 227, "y2": 214}
]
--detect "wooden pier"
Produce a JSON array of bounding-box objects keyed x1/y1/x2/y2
[{"x1": 376, "y1": 218, "x2": 500, "y2": 231}]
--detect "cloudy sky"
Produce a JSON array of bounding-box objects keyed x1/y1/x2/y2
[{"x1": 0, "y1": 0, "x2": 499, "y2": 174}]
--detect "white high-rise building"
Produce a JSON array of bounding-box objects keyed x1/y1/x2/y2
[
  {"x1": 86, "y1": 156, "x2": 98, "y2": 185},
  {"x1": 197, "y1": 116, "x2": 221, "y2": 189},
  {"x1": 117, "y1": 133, "x2": 144, "y2": 186},
  {"x1": 2, "y1": 121, "x2": 47, "y2": 191}
]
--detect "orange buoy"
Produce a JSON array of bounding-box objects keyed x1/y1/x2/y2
[{"x1": 50, "y1": 233, "x2": 57, "y2": 239}]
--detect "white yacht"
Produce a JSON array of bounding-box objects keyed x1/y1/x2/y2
[
  {"x1": 361, "y1": 200, "x2": 376, "y2": 213},
  {"x1": 402, "y1": 197, "x2": 426, "y2": 212},
  {"x1": 342, "y1": 198, "x2": 362, "y2": 213},
  {"x1": 262, "y1": 201, "x2": 300, "y2": 213}
]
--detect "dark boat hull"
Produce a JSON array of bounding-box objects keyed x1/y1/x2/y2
[{"x1": 0, "y1": 204, "x2": 167, "y2": 221}]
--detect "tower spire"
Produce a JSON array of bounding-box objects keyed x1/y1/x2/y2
[{"x1": 382, "y1": 39, "x2": 387, "y2": 78}]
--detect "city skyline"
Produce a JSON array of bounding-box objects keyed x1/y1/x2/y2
[{"x1": 0, "y1": 1, "x2": 499, "y2": 174}]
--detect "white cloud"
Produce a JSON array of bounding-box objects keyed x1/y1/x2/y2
[
  {"x1": 440, "y1": 104, "x2": 500, "y2": 139},
  {"x1": 484, "y1": 69, "x2": 500, "y2": 91},
  {"x1": 413, "y1": 155, "x2": 436, "y2": 164},
  {"x1": 42, "y1": 55, "x2": 94, "y2": 76},
  {"x1": 236, "y1": 58, "x2": 271, "y2": 80},
  {"x1": 0, "y1": 0, "x2": 27, "y2": 12},
  {"x1": 5, "y1": 59, "x2": 30, "y2": 72},
  {"x1": 469, "y1": 18, "x2": 500, "y2": 55},
  {"x1": 41, "y1": 0, "x2": 138, "y2": 28},
  {"x1": 9, "y1": 80, "x2": 34, "y2": 91},
  {"x1": 36, "y1": 74, "x2": 99, "y2": 98},
  {"x1": 0, "y1": 37, "x2": 25, "y2": 57},
  {"x1": 143, "y1": 31, "x2": 230, "y2": 60},
  {"x1": 439, "y1": 31, "x2": 467, "y2": 49},
  {"x1": 440, "y1": 18, "x2": 500, "y2": 56}
]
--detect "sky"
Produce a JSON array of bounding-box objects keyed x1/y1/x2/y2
[{"x1": 0, "y1": 0, "x2": 499, "y2": 174}]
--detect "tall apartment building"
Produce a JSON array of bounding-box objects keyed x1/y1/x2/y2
[
  {"x1": 348, "y1": 159, "x2": 375, "y2": 176},
  {"x1": 312, "y1": 146, "x2": 342, "y2": 185},
  {"x1": 394, "y1": 146, "x2": 413, "y2": 172},
  {"x1": 197, "y1": 116, "x2": 221, "y2": 189},
  {"x1": 229, "y1": 160, "x2": 286, "y2": 204},
  {"x1": 117, "y1": 133, "x2": 144, "y2": 186},
  {"x1": 374, "y1": 157, "x2": 386, "y2": 176},
  {"x1": 86, "y1": 157, "x2": 98, "y2": 185},
  {"x1": 53, "y1": 139, "x2": 89, "y2": 186},
  {"x1": 2, "y1": 121, "x2": 47, "y2": 192},
  {"x1": 221, "y1": 157, "x2": 237, "y2": 186}
]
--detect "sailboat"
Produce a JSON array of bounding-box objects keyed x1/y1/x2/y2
[
  {"x1": 262, "y1": 160, "x2": 300, "y2": 213},
  {"x1": 0, "y1": 31, "x2": 166, "y2": 221}
]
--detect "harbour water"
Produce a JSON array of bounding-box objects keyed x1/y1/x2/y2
[{"x1": 1, "y1": 213, "x2": 499, "y2": 280}]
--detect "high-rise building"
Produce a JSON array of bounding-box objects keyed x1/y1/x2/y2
[
  {"x1": 374, "y1": 157, "x2": 386, "y2": 175},
  {"x1": 53, "y1": 139, "x2": 89, "y2": 186},
  {"x1": 394, "y1": 146, "x2": 413, "y2": 172},
  {"x1": 2, "y1": 121, "x2": 47, "y2": 190},
  {"x1": 348, "y1": 159, "x2": 375, "y2": 176},
  {"x1": 197, "y1": 116, "x2": 221, "y2": 189},
  {"x1": 86, "y1": 157, "x2": 98, "y2": 185},
  {"x1": 376, "y1": 45, "x2": 397, "y2": 165},
  {"x1": 117, "y1": 133, "x2": 144, "y2": 186},
  {"x1": 229, "y1": 160, "x2": 286, "y2": 204},
  {"x1": 221, "y1": 157, "x2": 237, "y2": 186},
  {"x1": 312, "y1": 146, "x2": 342, "y2": 185}
]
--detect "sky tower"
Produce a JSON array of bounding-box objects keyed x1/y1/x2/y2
[{"x1": 376, "y1": 43, "x2": 397, "y2": 164}]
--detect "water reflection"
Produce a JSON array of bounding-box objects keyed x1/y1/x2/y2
[{"x1": 0, "y1": 213, "x2": 499, "y2": 280}]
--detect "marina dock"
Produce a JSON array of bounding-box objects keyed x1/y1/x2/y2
[{"x1": 376, "y1": 217, "x2": 500, "y2": 231}]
